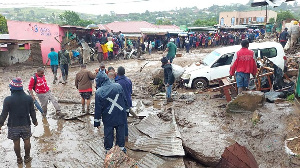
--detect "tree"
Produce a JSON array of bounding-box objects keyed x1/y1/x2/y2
[
  {"x1": 269, "y1": 17, "x2": 275, "y2": 24},
  {"x1": 193, "y1": 17, "x2": 218, "y2": 26},
  {"x1": 59, "y1": 11, "x2": 81, "y2": 25},
  {"x1": 0, "y1": 14, "x2": 8, "y2": 34},
  {"x1": 276, "y1": 10, "x2": 295, "y2": 24}
]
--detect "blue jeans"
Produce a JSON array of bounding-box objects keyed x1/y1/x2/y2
[
  {"x1": 166, "y1": 85, "x2": 172, "y2": 98},
  {"x1": 50, "y1": 65, "x2": 58, "y2": 75},
  {"x1": 236, "y1": 72, "x2": 250, "y2": 88},
  {"x1": 60, "y1": 64, "x2": 69, "y2": 77},
  {"x1": 104, "y1": 124, "x2": 125, "y2": 150}
]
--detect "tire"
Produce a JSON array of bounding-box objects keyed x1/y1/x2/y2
[{"x1": 192, "y1": 78, "x2": 208, "y2": 90}]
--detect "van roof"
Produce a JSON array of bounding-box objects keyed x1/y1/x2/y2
[{"x1": 214, "y1": 42, "x2": 282, "y2": 54}]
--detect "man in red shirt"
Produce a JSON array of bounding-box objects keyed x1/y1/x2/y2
[
  {"x1": 230, "y1": 40, "x2": 257, "y2": 94},
  {"x1": 28, "y1": 67, "x2": 61, "y2": 117}
]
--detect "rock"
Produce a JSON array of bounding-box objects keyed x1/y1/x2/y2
[
  {"x1": 152, "y1": 68, "x2": 164, "y2": 85},
  {"x1": 251, "y1": 110, "x2": 262, "y2": 125},
  {"x1": 142, "y1": 99, "x2": 153, "y2": 106},
  {"x1": 226, "y1": 91, "x2": 265, "y2": 113}
]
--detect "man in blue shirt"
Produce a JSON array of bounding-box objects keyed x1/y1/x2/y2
[{"x1": 46, "y1": 48, "x2": 59, "y2": 84}]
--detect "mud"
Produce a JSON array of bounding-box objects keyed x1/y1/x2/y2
[{"x1": 0, "y1": 47, "x2": 299, "y2": 168}]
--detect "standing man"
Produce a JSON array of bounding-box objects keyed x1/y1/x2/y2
[
  {"x1": 95, "y1": 40, "x2": 103, "y2": 63},
  {"x1": 161, "y1": 57, "x2": 175, "y2": 103},
  {"x1": 58, "y1": 47, "x2": 70, "y2": 84},
  {"x1": 75, "y1": 64, "x2": 97, "y2": 113},
  {"x1": 28, "y1": 67, "x2": 62, "y2": 117},
  {"x1": 94, "y1": 72, "x2": 129, "y2": 153},
  {"x1": 230, "y1": 40, "x2": 257, "y2": 94},
  {"x1": 0, "y1": 78, "x2": 38, "y2": 164},
  {"x1": 164, "y1": 38, "x2": 177, "y2": 63},
  {"x1": 279, "y1": 28, "x2": 289, "y2": 48},
  {"x1": 46, "y1": 48, "x2": 59, "y2": 84}
]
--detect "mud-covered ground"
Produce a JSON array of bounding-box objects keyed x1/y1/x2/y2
[{"x1": 0, "y1": 46, "x2": 299, "y2": 168}]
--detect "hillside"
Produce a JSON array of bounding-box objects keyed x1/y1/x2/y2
[{"x1": 0, "y1": 2, "x2": 299, "y2": 26}]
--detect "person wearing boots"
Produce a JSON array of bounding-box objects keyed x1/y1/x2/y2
[
  {"x1": 58, "y1": 47, "x2": 70, "y2": 84},
  {"x1": 46, "y1": 48, "x2": 59, "y2": 84},
  {"x1": 0, "y1": 77, "x2": 38, "y2": 164},
  {"x1": 161, "y1": 57, "x2": 175, "y2": 103},
  {"x1": 75, "y1": 64, "x2": 97, "y2": 113}
]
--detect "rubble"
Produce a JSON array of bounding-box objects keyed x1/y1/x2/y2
[
  {"x1": 226, "y1": 91, "x2": 265, "y2": 113},
  {"x1": 264, "y1": 91, "x2": 285, "y2": 103}
]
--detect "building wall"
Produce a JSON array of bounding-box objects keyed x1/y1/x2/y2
[
  {"x1": 0, "y1": 44, "x2": 31, "y2": 66},
  {"x1": 7, "y1": 21, "x2": 63, "y2": 64},
  {"x1": 219, "y1": 10, "x2": 277, "y2": 26}
]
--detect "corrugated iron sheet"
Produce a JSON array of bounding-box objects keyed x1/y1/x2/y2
[
  {"x1": 135, "y1": 114, "x2": 174, "y2": 138},
  {"x1": 137, "y1": 153, "x2": 166, "y2": 168},
  {"x1": 87, "y1": 139, "x2": 106, "y2": 167}
]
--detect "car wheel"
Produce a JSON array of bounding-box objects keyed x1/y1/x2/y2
[{"x1": 192, "y1": 78, "x2": 208, "y2": 90}]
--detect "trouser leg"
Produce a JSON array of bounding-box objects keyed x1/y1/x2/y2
[
  {"x1": 115, "y1": 124, "x2": 125, "y2": 148},
  {"x1": 48, "y1": 91, "x2": 61, "y2": 111},
  {"x1": 104, "y1": 126, "x2": 114, "y2": 150},
  {"x1": 37, "y1": 93, "x2": 48, "y2": 115}
]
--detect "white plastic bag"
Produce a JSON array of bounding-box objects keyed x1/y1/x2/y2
[{"x1": 172, "y1": 64, "x2": 185, "y2": 79}]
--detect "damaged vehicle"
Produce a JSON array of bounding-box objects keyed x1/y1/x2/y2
[{"x1": 181, "y1": 42, "x2": 286, "y2": 89}]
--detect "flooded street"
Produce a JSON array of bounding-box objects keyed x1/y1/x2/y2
[{"x1": 0, "y1": 47, "x2": 299, "y2": 168}]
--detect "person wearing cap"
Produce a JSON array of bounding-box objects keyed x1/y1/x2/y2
[
  {"x1": 164, "y1": 38, "x2": 177, "y2": 63},
  {"x1": 161, "y1": 57, "x2": 175, "y2": 103},
  {"x1": 46, "y1": 48, "x2": 59, "y2": 84},
  {"x1": 279, "y1": 28, "x2": 289, "y2": 48},
  {"x1": 28, "y1": 67, "x2": 62, "y2": 117},
  {"x1": 0, "y1": 77, "x2": 38, "y2": 164},
  {"x1": 94, "y1": 71, "x2": 129, "y2": 154}
]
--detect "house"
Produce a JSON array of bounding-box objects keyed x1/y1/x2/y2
[
  {"x1": 219, "y1": 10, "x2": 277, "y2": 26},
  {"x1": 0, "y1": 39, "x2": 42, "y2": 66},
  {"x1": 7, "y1": 20, "x2": 63, "y2": 64}
]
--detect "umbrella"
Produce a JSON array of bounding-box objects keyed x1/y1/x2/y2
[
  {"x1": 216, "y1": 142, "x2": 259, "y2": 168},
  {"x1": 86, "y1": 24, "x2": 99, "y2": 29},
  {"x1": 27, "y1": 90, "x2": 43, "y2": 114}
]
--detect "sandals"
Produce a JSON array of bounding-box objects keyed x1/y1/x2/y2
[
  {"x1": 24, "y1": 156, "x2": 33, "y2": 163},
  {"x1": 17, "y1": 157, "x2": 23, "y2": 164}
]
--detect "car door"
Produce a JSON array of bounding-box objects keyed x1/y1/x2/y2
[{"x1": 209, "y1": 52, "x2": 234, "y2": 80}]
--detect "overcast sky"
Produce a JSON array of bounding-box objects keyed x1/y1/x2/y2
[{"x1": 0, "y1": 0, "x2": 299, "y2": 15}]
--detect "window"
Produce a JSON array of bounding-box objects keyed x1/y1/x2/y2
[
  {"x1": 203, "y1": 51, "x2": 221, "y2": 66},
  {"x1": 248, "y1": 17, "x2": 252, "y2": 24},
  {"x1": 252, "y1": 49, "x2": 259, "y2": 59},
  {"x1": 260, "y1": 48, "x2": 277, "y2": 58},
  {"x1": 243, "y1": 18, "x2": 246, "y2": 24},
  {"x1": 231, "y1": 17, "x2": 235, "y2": 26},
  {"x1": 212, "y1": 53, "x2": 234, "y2": 68},
  {"x1": 256, "y1": 17, "x2": 265, "y2": 23},
  {"x1": 220, "y1": 18, "x2": 224, "y2": 26}
]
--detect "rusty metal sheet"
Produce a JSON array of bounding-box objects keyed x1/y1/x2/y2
[
  {"x1": 137, "y1": 153, "x2": 166, "y2": 168},
  {"x1": 53, "y1": 161, "x2": 91, "y2": 168}
]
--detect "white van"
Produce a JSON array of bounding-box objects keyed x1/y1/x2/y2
[{"x1": 181, "y1": 42, "x2": 286, "y2": 89}]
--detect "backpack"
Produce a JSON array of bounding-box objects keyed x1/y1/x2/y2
[{"x1": 171, "y1": 64, "x2": 184, "y2": 79}]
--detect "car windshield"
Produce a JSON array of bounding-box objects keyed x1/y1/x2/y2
[{"x1": 202, "y1": 51, "x2": 221, "y2": 66}]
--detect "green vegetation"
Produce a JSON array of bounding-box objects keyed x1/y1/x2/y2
[
  {"x1": 193, "y1": 17, "x2": 218, "y2": 27},
  {"x1": 0, "y1": 14, "x2": 8, "y2": 34},
  {"x1": 0, "y1": 1, "x2": 299, "y2": 27},
  {"x1": 59, "y1": 11, "x2": 94, "y2": 27},
  {"x1": 287, "y1": 94, "x2": 295, "y2": 102}
]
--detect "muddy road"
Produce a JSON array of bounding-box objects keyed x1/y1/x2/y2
[{"x1": 0, "y1": 47, "x2": 299, "y2": 168}]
